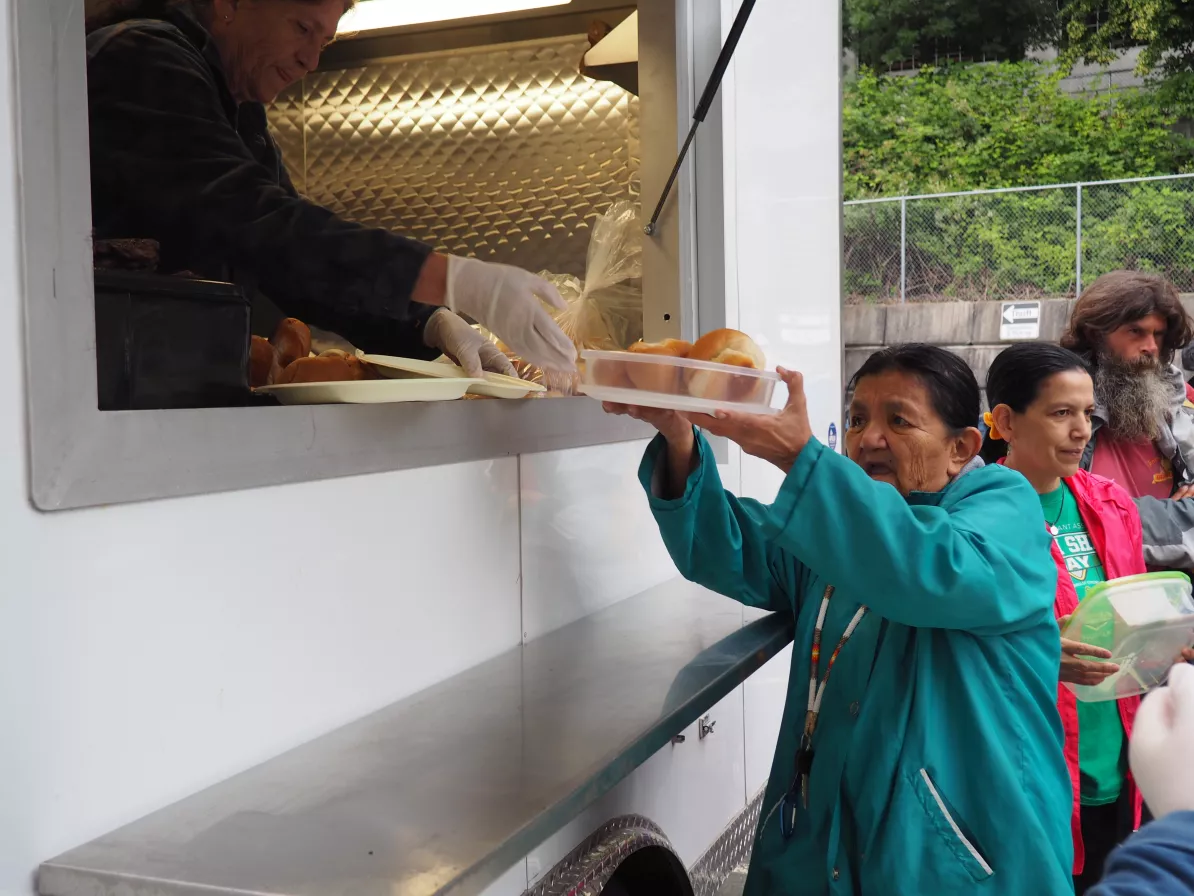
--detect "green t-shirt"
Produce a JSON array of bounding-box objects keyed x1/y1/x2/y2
[{"x1": 1041, "y1": 482, "x2": 1126, "y2": 807}]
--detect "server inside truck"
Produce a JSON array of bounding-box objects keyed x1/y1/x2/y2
[{"x1": 84, "y1": 0, "x2": 578, "y2": 408}]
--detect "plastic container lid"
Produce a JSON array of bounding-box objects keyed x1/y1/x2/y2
[
  {"x1": 575, "y1": 349, "x2": 781, "y2": 416},
  {"x1": 1062, "y1": 572, "x2": 1194, "y2": 703}
]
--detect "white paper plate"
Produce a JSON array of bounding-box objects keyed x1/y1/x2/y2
[
  {"x1": 255, "y1": 377, "x2": 476, "y2": 405},
  {"x1": 360, "y1": 353, "x2": 546, "y2": 399},
  {"x1": 466, "y1": 377, "x2": 546, "y2": 399},
  {"x1": 575, "y1": 383, "x2": 780, "y2": 416}
]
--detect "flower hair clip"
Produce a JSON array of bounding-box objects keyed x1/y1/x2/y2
[{"x1": 983, "y1": 411, "x2": 1004, "y2": 441}]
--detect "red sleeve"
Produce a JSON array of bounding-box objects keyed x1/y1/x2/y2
[{"x1": 1108, "y1": 480, "x2": 1149, "y2": 576}]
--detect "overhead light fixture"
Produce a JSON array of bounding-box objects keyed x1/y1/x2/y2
[{"x1": 337, "y1": 0, "x2": 572, "y2": 36}]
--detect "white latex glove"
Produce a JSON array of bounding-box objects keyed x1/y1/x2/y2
[
  {"x1": 445, "y1": 255, "x2": 577, "y2": 372},
  {"x1": 1130, "y1": 662, "x2": 1194, "y2": 818},
  {"x1": 424, "y1": 308, "x2": 517, "y2": 378}
]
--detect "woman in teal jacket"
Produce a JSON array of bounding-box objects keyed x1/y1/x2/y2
[{"x1": 605, "y1": 344, "x2": 1072, "y2": 895}]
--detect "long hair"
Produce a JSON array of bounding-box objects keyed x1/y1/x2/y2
[
  {"x1": 980, "y1": 342, "x2": 1090, "y2": 464},
  {"x1": 1061, "y1": 270, "x2": 1193, "y2": 365}
]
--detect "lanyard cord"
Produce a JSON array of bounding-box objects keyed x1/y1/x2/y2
[
  {"x1": 797, "y1": 585, "x2": 869, "y2": 809},
  {"x1": 806, "y1": 586, "x2": 869, "y2": 726}
]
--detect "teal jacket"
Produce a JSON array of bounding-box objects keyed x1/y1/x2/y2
[{"x1": 640, "y1": 434, "x2": 1072, "y2": 895}]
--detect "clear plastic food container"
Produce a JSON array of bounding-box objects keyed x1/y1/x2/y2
[
  {"x1": 1062, "y1": 572, "x2": 1194, "y2": 703},
  {"x1": 576, "y1": 350, "x2": 782, "y2": 415}
]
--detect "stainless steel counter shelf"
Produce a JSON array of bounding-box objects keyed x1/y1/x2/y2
[{"x1": 39, "y1": 579, "x2": 794, "y2": 896}]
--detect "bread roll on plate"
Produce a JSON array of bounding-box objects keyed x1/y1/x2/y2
[
  {"x1": 250, "y1": 335, "x2": 282, "y2": 388},
  {"x1": 684, "y1": 329, "x2": 766, "y2": 402},
  {"x1": 625, "y1": 339, "x2": 692, "y2": 393},
  {"x1": 276, "y1": 354, "x2": 378, "y2": 385},
  {"x1": 272, "y1": 317, "x2": 312, "y2": 369}
]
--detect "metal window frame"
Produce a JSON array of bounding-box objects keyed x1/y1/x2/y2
[{"x1": 14, "y1": 0, "x2": 723, "y2": 511}]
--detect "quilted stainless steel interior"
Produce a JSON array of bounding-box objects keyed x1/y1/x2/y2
[{"x1": 268, "y1": 36, "x2": 640, "y2": 277}]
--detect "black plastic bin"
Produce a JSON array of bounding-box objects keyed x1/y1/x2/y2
[{"x1": 94, "y1": 271, "x2": 255, "y2": 410}]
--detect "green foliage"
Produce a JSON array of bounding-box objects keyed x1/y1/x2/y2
[
  {"x1": 1083, "y1": 182, "x2": 1194, "y2": 289},
  {"x1": 844, "y1": 0, "x2": 1056, "y2": 69},
  {"x1": 842, "y1": 61, "x2": 1194, "y2": 302},
  {"x1": 1059, "y1": 0, "x2": 1194, "y2": 76},
  {"x1": 843, "y1": 61, "x2": 1194, "y2": 201}
]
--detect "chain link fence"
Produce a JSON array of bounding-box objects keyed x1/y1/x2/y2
[{"x1": 844, "y1": 173, "x2": 1194, "y2": 304}]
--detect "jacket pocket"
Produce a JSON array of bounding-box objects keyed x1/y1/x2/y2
[{"x1": 913, "y1": 768, "x2": 994, "y2": 882}]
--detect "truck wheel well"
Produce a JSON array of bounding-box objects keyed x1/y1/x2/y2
[{"x1": 602, "y1": 845, "x2": 694, "y2": 896}]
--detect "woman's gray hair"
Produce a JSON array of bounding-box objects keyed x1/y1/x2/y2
[{"x1": 87, "y1": 0, "x2": 356, "y2": 33}]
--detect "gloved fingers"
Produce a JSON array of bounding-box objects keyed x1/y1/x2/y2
[
  {"x1": 524, "y1": 341, "x2": 577, "y2": 373},
  {"x1": 500, "y1": 308, "x2": 575, "y2": 373},
  {"x1": 533, "y1": 314, "x2": 579, "y2": 370},
  {"x1": 1132, "y1": 679, "x2": 1176, "y2": 759},
  {"x1": 453, "y1": 345, "x2": 485, "y2": 379},
  {"x1": 423, "y1": 307, "x2": 449, "y2": 344},
  {"x1": 1130, "y1": 662, "x2": 1194, "y2": 818},
  {"x1": 526, "y1": 273, "x2": 568, "y2": 312},
  {"x1": 1170, "y1": 656, "x2": 1194, "y2": 687},
  {"x1": 426, "y1": 309, "x2": 486, "y2": 377},
  {"x1": 1168, "y1": 662, "x2": 1194, "y2": 731},
  {"x1": 478, "y1": 341, "x2": 518, "y2": 377},
  {"x1": 513, "y1": 340, "x2": 573, "y2": 374}
]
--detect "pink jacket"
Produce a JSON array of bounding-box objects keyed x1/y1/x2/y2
[{"x1": 1052, "y1": 468, "x2": 1145, "y2": 875}]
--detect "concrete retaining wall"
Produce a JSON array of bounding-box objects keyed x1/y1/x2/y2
[{"x1": 844, "y1": 297, "x2": 1194, "y2": 404}]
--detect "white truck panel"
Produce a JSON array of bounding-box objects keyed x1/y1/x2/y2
[
  {"x1": 727, "y1": 0, "x2": 842, "y2": 818},
  {"x1": 0, "y1": 0, "x2": 841, "y2": 891},
  {"x1": 519, "y1": 441, "x2": 678, "y2": 642},
  {"x1": 0, "y1": 453, "x2": 526, "y2": 889},
  {"x1": 524, "y1": 685, "x2": 747, "y2": 886}
]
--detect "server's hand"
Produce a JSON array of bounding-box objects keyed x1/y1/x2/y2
[
  {"x1": 1131, "y1": 662, "x2": 1194, "y2": 818},
  {"x1": 445, "y1": 256, "x2": 577, "y2": 373},
  {"x1": 424, "y1": 308, "x2": 517, "y2": 378}
]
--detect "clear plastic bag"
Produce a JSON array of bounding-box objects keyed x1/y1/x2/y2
[
  {"x1": 551, "y1": 198, "x2": 644, "y2": 352},
  {"x1": 488, "y1": 199, "x2": 644, "y2": 394}
]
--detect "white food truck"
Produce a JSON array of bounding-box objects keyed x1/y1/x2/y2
[{"x1": 0, "y1": 0, "x2": 841, "y2": 894}]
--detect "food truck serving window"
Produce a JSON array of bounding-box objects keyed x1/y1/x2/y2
[{"x1": 16, "y1": 0, "x2": 726, "y2": 510}]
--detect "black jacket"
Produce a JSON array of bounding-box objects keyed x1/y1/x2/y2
[{"x1": 86, "y1": 2, "x2": 437, "y2": 356}]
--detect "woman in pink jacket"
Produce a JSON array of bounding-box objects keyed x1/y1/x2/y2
[{"x1": 981, "y1": 342, "x2": 1144, "y2": 894}]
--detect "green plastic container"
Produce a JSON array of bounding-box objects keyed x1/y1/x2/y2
[{"x1": 1062, "y1": 572, "x2": 1194, "y2": 703}]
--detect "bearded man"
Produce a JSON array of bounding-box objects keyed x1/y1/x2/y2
[{"x1": 1061, "y1": 270, "x2": 1194, "y2": 569}]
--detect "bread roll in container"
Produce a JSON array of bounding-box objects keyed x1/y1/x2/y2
[{"x1": 578, "y1": 349, "x2": 780, "y2": 415}]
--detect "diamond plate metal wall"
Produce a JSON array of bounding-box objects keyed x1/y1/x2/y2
[
  {"x1": 268, "y1": 37, "x2": 640, "y2": 277},
  {"x1": 269, "y1": 85, "x2": 307, "y2": 197},
  {"x1": 690, "y1": 789, "x2": 764, "y2": 896}
]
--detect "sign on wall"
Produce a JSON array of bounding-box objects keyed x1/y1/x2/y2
[{"x1": 1000, "y1": 301, "x2": 1041, "y2": 341}]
